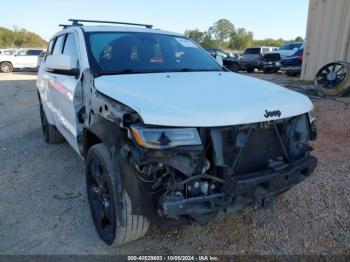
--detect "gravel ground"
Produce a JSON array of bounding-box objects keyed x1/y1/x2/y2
[{"x1": 0, "y1": 71, "x2": 349, "y2": 255}]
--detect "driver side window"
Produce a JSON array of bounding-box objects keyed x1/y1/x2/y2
[{"x1": 62, "y1": 33, "x2": 79, "y2": 68}]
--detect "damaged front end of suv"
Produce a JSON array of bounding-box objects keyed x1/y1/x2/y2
[
  {"x1": 38, "y1": 24, "x2": 319, "y2": 245},
  {"x1": 116, "y1": 109, "x2": 317, "y2": 226}
]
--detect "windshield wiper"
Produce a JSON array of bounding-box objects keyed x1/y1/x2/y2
[
  {"x1": 179, "y1": 68, "x2": 193, "y2": 72},
  {"x1": 178, "y1": 68, "x2": 223, "y2": 72},
  {"x1": 94, "y1": 68, "x2": 224, "y2": 77},
  {"x1": 94, "y1": 69, "x2": 144, "y2": 77}
]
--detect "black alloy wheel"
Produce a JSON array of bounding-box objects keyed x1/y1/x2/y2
[{"x1": 86, "y1": 157, "x2": 116, "y2": 244}]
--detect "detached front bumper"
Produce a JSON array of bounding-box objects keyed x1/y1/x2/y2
[{"x1": 161, "y1": 155, "x2": 317, "y2": 218}]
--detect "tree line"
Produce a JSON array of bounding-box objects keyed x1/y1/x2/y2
[
  {"x1": 185, "y1": 19, "x2": 303, "y2": 51},
  {"x1": 0, "y1": 27, "x2": 47, "y2": 48}
]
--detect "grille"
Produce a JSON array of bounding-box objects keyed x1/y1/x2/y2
[
  {"x1": 234, "y1": 127, "x2": 285, "y2": 174},
  {"x1": 210, "y1": 124, "x2": 286, "y2": 175}
]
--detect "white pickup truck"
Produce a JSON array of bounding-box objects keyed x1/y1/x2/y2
[{"x1": 0, "y1": 48, "x2": 45, "y2": 73}]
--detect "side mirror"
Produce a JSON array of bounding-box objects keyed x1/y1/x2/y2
[{"x1": 45, "y1": 54, "x2": 80, "y2": 77}]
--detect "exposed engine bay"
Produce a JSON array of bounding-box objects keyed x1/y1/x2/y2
[
  {"x1": 74, "y1": 70, "x2": 318, "y2": 226},
  {"x1": 119, "y1": 112, "x2": 317, "y2": 225}
]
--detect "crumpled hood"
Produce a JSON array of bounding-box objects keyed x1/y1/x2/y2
[{"x1": 94, "y1": 72, "x2": 313, "y2": 127}]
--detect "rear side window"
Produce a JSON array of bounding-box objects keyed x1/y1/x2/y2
[
  {"x1": 52, "y1": 35, "x2": 65, "y2": 55},
  {"x1": 62, "y1": 33, "x2": 79, "y2": 68},
  {"x1": 244, "y1": 48, "x2": 260, "y2": 54}
]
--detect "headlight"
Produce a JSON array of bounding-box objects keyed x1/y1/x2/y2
[
  {"x1": 131, "y1": 125, "x2": 202, "y2": 149},
  {"x1": 308, "y1": 108, "x2": 316, "y2": 123}
]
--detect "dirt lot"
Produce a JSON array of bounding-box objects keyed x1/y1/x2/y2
[{"x1": 1, "y1": 71, "x2": 350, "y2": 255}]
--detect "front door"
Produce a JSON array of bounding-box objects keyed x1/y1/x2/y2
[{"x1": 43, "y1": 33, "x2": 81, "y2": 153}]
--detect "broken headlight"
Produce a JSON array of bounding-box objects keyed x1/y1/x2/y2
[{"x1": 131, "y1": 125, "x2": 202, "y2": 149}]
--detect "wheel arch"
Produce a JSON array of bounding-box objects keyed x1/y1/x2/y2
[
  {"x1": 82, "y1": 117, "x2": 120, "y2": 158},
  {"x1": 0, "y1": 60, "x2": 13, "y2": 64},
  {"x1": 37, "y1": 90, "x2": 55, "y2": 125}
]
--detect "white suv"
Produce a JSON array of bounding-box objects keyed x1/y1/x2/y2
[
  {"x1": 37, "y1": 19, "x2": 318, "y2": 246},
  {"x1": 0, "y1": 48, "x2": 45, "y2": 73}
]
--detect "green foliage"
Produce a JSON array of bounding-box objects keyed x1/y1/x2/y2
[
  {"x1": 0, "y1": 27, "x2": 47, "y2": 48},
  {"x1": 229, "y1": 28, "x2": 254, "y2": 50},
  {"x1": 185, "y1": 19, "x2": 304, "y2": 51},
  {"x1": 184, "y1": 30, "x2": 217, "y2": 48},
  {"x1": 253, "y1": 38, "x2": 285, "y2": 48},
  {"x1": 294, "y1": 36, "x2": 304, "y2": 42},
  {"x1": 201, "y1": 32, "x2": 217, "y2": 48},
  {"x1": 184, "y1": 29, "x2": 204, "y2": 44},
  {"x1": 209, "y1": 19, "x2": 235, "y2": 49}
]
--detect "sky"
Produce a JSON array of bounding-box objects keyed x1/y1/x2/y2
[{"x1": 0, "y1": 0, "x2": 309, "y2": 41}]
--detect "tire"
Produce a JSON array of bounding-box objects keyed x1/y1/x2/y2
[
  {"x1": 0, "y1": 62, "x2": 13, "y2": 73},
  {"x1": 275, "y1": 187, "x2": 292, "y2": 197},
  {"x1": 40, "y1": 103, "x2": 64, "y2": 144},
  {"x1": 314, "y1": 61, "x2": 350, "y2": 96},
  {"x1": 247, "y1": 68, "x2": 254, "y2": 73},
  {"x1": 86, "y1": 144, "x2": 150, "y2": 246},
  {"x1": 286, "y1": 71, "x2": 298, "y2": 77},
  {"x1": 263, "y1": 68, "x2": 271, "y2": 74},
  {"x1": 230, "y1": 63, "x2": 240, "y2": 73}
]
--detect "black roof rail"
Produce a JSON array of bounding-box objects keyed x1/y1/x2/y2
[
  {"x1": 67, "y1": 19, "x2": 153, "y2": 29},
  {"x1": 59, "y1": 24, "x2": 74, "y2": 29}
]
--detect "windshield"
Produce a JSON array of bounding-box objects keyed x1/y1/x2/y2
[
  {"x1": 86, "y1": 32, "x2": 222, "y2": 75},
  {"x1": 243, "y1": 48, "x2": 260, "y2": 55},
  {"x1": 279, "y1": 43, "x2": 302, "y2": 51}
]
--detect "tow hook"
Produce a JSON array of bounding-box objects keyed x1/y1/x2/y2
[{"x1": 260, "y1": 195, "x2": 274, "y2": 208}]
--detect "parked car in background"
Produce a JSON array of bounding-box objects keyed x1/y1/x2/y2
[
  {"x1": 0, "y1": 48, "x2": 45, "y2": 73},
  {"x1": 271, "y1": 42, "x2": 303, "y2": 59},
  {"x1": 262, "y1": 53, "x2": 281, "y2": 74},
  {"x1": 241, "y1": 46, "x2": 278, "y2": 72},
  {"x1": 38, "y1": 51, "x2": 47, "y2": 66},
  {"x1": 228, "y1": 51, "x2": 243, "y2": 59},
  {"x1": 205, "y1": 48, "x2": 241, "y2": 72},
  {"x1": 0, "y1": 48, "x2": 17, "y2": 56},
  {"x1": 280, "y1": 45, "x2": 304, "y2": 76}
]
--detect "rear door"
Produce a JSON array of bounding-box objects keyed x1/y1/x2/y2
[
  {"x1": 242, "y1": 48, "x2": 261, "y2": 63},
  {"x1": 27, "y1": 49, "x2": 44, "y2": 67},
  {"x1": 44, "y1": 33, "x2": 81, "y2": 153},
  {"x1": 13, "y1": 49, "x2": 42, "y2": 68}
]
